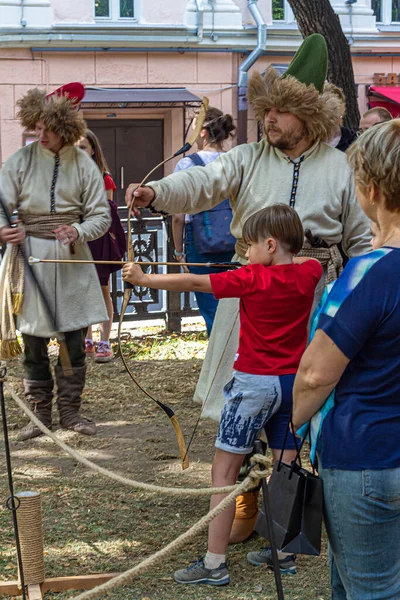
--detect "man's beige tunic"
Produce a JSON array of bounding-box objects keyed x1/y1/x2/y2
[
  {"x1": 0, "y1": 142, "x2": 111, "y2": 337},
  {"x1": 149, "y1": 139, "x2": 371, "y2": 421}
]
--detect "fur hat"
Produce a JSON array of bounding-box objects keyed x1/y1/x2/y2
[
  {"x1": 248, "y1": 34, "x2": 342, "y2": 143},
  {"x1": 16, "y1": 84, "x2": 86, "y2": 145}
]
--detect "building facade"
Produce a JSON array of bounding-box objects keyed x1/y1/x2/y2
[
  {"x1": 1, "y1": 0, "x2": 400, "y2": 181},
  {"x1": 1, "y1": 0, "x2": 400, "y2": 325}
]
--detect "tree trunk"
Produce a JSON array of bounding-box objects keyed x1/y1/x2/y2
[{"x1": 286, "y1": 0, "x2": 360, "y2": 131}]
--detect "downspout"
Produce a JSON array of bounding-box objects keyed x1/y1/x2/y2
[
  {"x1": 21, "y1": 0, "x2": 27, "y2": 27},
  {"x1": 195, "y1": 0, "x2": 204, "y2": 43},
  {"x1": 237, "y1": 0, "x2": 266, "y2": 144}
]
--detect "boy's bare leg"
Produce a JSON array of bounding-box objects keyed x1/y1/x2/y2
[{"x1": 208, "y1": 449, "x2": 246, "y2": 554}]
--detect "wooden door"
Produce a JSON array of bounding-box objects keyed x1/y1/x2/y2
[{"x1": 86, "y1": 119, "x2": 164, "y2": 208}]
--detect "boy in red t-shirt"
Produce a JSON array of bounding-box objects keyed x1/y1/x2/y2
[{"x1": 122, "y1": 204, "x2": 322, "y2": 586}]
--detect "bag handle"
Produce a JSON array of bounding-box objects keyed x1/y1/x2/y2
[{"x1": 277, "y1": 415, "x2": 310, "y2": 478}]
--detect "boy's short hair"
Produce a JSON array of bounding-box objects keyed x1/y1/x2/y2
[{"x1": 242, "y1": 204, "x2": 304, "y2": 254}]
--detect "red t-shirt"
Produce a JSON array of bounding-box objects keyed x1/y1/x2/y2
[
  {"x1": 103, "y1": 173, "x2": 116, "y2": 192},
  {"x1": 210, "y1": 260, "x2": 323, "y2": 375}
]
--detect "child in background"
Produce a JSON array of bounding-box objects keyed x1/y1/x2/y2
[
  {"x1": 122, "y1": 204, "x2": 322, "y2": 586},
  {"x1": 76, "y1": 130, "x2": 126, "y2": 363},
  {"x1": 171, "y1": 106, "x2": 236, "y2": 336}
]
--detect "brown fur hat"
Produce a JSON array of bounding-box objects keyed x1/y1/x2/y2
[
  {"x1": 248, "y1": 67, "x2": 342, "y2": 143},
  {"x1": 16, "y1": 88, "x2": 86, "y2": 145}
]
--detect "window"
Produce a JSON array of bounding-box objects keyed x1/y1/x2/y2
[
  {"x1": 393, "y1": 0, "x2": 400, "y2": 21},
  {"x1": 272, "y1": 0, "x2": 285, "y2": 20},
  {"x1": 94, "y1": 0, "x2": 135, "y2": 20},
  {"x1": 372, "y1": 0, "x2": 382, "y2": 21},
  {"x1": 373, "y1": 0, "x2": 400, "y2": 24}
]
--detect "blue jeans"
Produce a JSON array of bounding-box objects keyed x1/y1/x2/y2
[
  {"x1": 185, "y1": 223, "x2": 233, "y2": 336},
  {"x1": 318, "y1": 462, "x2": 400, "y2": 599}
]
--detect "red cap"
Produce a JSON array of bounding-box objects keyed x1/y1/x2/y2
[{"x1": 46, "y1": 82, "x2": 85, "y2": 105}]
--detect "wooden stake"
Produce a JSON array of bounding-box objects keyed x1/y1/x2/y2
[
  {"x1": 27, "y1": 584, "x2": 42, "y2": 599},
  {"x1": 0, "y1": 573, "x2": 121, "y2": 596}
]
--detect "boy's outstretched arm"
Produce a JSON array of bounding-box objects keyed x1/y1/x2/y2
[{"x1": 122, "y1": 262, "x2": 213, "y2": 293}]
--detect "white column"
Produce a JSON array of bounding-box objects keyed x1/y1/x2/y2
[
  {"x1": 184, "y1": 0, "x2": 243, "y2": 31},
  {"x1": 0, "y1": 0, "x2": 53, "y2": 29},
  {"x1": 330, "y1": 0, "x2": 378, "y2": 33}
]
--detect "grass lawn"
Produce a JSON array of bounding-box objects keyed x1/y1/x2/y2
[{"x1": 0, "y1": 327, "x2": 330, "y2": 599}]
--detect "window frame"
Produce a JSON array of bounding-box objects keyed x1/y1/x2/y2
[
  {"x1": 392, "y1": 0, "x2": 400, "y2": 23},
  {"x1": 272, "y1": 0, "x2": 285, "y2": 22},
  {"x1": 271, "y1": 0, "x2": 295, "y2": 24},
  {"x1": 94, "y1": 0, "x2": 137, "y2": 23},
  {"x1": 372, "y1": 0, "x2": 400, "y2": 25},
  {"x1": 371, "y1": 0, "x2": 383, "y2": 22}
]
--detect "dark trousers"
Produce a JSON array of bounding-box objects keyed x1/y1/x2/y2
[{"x1": 22, "y1": 329, "x2": 86, "y2": 381}]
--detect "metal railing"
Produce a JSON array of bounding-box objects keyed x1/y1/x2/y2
[{"x1": 111, "y1": 213, "x2": 198, "y2": 332}]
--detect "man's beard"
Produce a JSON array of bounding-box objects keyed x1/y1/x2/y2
[{"x1": 265, "y1": 125, "x2": 307, "y2": 151}]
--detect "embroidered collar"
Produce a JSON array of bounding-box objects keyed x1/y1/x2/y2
[
  {"x1": 38, "y1": 144, "x2": 73, "y2": 160},
  {"x1": 273, "y1": 140, "x2": 320, "y2": 164}
]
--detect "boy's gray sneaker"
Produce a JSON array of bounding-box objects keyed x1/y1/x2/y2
[
  {"x1": 174, "y1": 557, "x2": 230, "y2": 586},
  {"x1": 247, "y1": 547, "x2": 296, "y2": 574}
]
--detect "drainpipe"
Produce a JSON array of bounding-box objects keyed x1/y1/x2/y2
[
  {"x1": 21, "y1": 0, "x2": 27, "y2": 27},
  {"x1": 237, "y1": 0, "x2": 266, "y2": 144},
  {"x1": 195, "y1": 0, "x2": 204, "y2": 43}
]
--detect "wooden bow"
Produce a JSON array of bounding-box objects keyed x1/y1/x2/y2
[{"x1": 118, "y1": 97, "x2": 210, "y2": 471}]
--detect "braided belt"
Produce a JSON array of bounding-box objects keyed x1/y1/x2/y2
[
  {"x1": 21, "y1": 212, "x2": 81, "y2": 239},
  {"x1": 299, "y1": 245, "x2": 343, "y2": 284},
  {"x1": 235, "y1": 238, "x2": 343, "y2": 284},
  {"x1": 0, "y1": 212, "x2": 83, "y2": 360}
]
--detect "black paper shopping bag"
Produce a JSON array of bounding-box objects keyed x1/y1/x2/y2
[{"x1": 254, "y1": 421, "x2": 323, "y2": 556}]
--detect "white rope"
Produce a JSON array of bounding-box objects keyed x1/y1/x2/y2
[
  {"x1": 73, "y1": 474, "x2": 257, "y2": 599},
  {"x1": 6, "y1": 382, "x2": 261, "y2": 496}
]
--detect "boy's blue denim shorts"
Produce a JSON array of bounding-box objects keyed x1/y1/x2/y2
[{"x1": 215, "y1": 370, "x2": 296, "y2": 454}]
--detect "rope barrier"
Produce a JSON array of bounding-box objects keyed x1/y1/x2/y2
[
  {"x1": 73, "y1": 468, "x2": 263, "y2": 599},
  {"x1": 6, "y1": 382, "x2": 269, "y2": 496},
  {"x1": 5, "y1": 381, "x2": 270, "y2": 599}
]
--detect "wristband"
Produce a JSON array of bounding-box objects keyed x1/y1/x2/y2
[{"x1": 174, "y1": 250, "x2": 185, "y2": 258}]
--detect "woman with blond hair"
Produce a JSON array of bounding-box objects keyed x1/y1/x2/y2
[
  {"x1": 77, "y1": 129, "x2": 126, "y2": 362},
  {"x1": 293, "y1": 119, "x2": 400, "y2": 599}
]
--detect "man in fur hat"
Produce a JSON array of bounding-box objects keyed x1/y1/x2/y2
[
  {"x1": 0, "y1": 83, "x2": 111, "y2": 441},
  {"x1": 125, "y1": 34, "x2": 371, "y2": 571}
]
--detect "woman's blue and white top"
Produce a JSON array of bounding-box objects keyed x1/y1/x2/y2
[{"x1": 299, "y1": 248, "x2": 400, "y2": 470}]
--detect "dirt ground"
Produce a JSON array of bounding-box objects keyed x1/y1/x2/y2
[{"x1": 0, "y1": 327, "x2": 330, "y2": 600}]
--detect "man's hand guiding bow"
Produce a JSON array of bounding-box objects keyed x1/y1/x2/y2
[{"x1": 125, "y1": 185, "x2": 155, "y2": 217}]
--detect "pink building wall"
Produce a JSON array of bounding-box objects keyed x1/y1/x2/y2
[{"x1": 0, "y1": 46, "x2": 395, "y2": 166}]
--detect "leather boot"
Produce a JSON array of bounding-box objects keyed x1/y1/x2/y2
[
  {"x1": 55, "y1": 365, "x2": 96, "y2": 435},
  {"x1": 17, "y1": 378, "x2": 54, "y2": 441},
  {"x1": 229, "y1": 490, "x2": 259, "y2": 544}
]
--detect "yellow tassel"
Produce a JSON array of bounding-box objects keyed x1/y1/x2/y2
[
  {"x1": 0, "y1": 339, "x2": 23, "y2": 359},
  {"x1": 12, "y1": 293, "x2": 23, "y2": 315}
]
